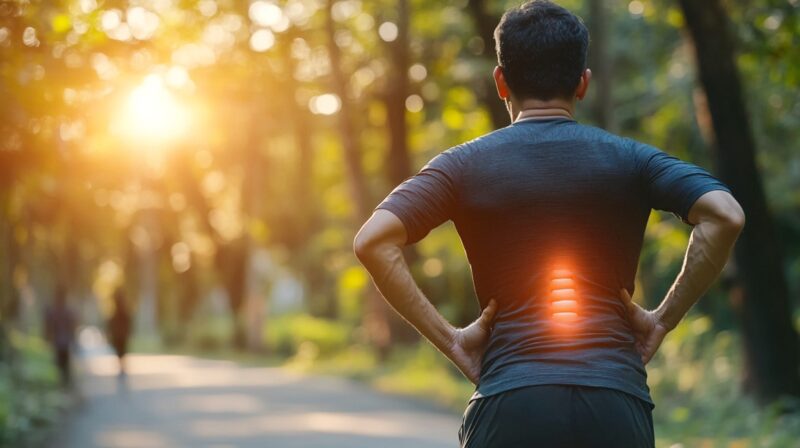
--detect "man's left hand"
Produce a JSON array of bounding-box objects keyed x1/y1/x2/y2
[{"x1": 620, "y1": 289, "x2": 669, "y2": 365}]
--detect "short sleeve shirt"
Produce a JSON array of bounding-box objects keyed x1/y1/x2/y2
[{"x1": 376, "y1": 117, "x2": 731, "y2": 407}]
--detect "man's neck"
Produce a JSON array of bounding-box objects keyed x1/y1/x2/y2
[{"x1": 509, "y1": 97, "x2": 576, "y2": 122}]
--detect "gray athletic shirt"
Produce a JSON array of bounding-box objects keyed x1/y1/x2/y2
[{"x1": 376, "y1": 117, "x2": 731, "y2": 408}]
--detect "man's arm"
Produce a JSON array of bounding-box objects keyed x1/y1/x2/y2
[
  {"x1": 354, "y1": 209, "x2": 497, "y2": 384},
  {"x1": 622, "y1": 189, "x2": 745, "y2": 363},
  {"x1": 654, "y1": 190, "x2": 745, "y2": 328}
]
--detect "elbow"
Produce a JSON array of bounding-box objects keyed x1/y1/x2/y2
[
  {"x1": 353, "y1": 230, "x2": 377, "y2": 264},
  {"x1": 354, "y1": 229, "x2": 403, "y2": 269},
  {"x1": 718, "y1": 200, "x2": 745, "y2": 235},
  {"x1": 354, "y1": 210, "x2": 406, "y2": 265}
]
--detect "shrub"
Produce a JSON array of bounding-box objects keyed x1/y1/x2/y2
[
  {"x1": 264, "y1": 314, "x2": 350, "y2": 358},
  {"x1": 0, "y1": 329, "x2": 67, "y2": 447}
]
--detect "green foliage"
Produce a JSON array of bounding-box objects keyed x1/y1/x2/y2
[
  {"x1": 371, "y1": 343, "x2": 475, "y2": 409},
  {"x1": 0, "y1": 329, "x2": 66, "y2": 447},
  {"x1": 264, "y1": 313, "x2": 351, "y2": 358},
  {"x1": 286, "y1": 343, "x2": 379, "y2": 381},
  {"x1": 648, "y1": 317, "x2": 800, "y2": 447},
  {"x1": 184, "y1": 315, "x2": 234, "y2": 352},
  {"x1": 336, "y1": 265, "x2": 369, "y2": 323}
]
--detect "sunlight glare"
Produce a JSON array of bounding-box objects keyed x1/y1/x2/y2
[{"x1": 119, "y1": 74, "x2": 190, "y2": 144}]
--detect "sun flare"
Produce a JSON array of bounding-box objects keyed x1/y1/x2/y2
[{"x1": 117, "y1": 74, "x2": 190, "y2": 145}]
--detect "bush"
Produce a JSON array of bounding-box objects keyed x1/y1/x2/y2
[
  {"x1": 0, "y1": 329, "x2": 67, "y2": 447},
  {"x1": 264, "y1": 314, "x2": 351, "y2": 358},
  {"x1": 372, "y1": 343, "x2": 475, "y2": 410},
  {"x1": 647, "y1": 315, "x2": 800, "y2": 447},
  {"x1": 184, "y1": 315, "x2": 233, "y2": 351}
]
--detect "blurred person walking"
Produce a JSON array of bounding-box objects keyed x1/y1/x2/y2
[
  {"x1": 108, "y1": 288, "x2": 132, "y2": 376},
  {"x1": 44, "y1": 284, "x2": 77, "y2": 387},
  {"x1": 354, "y1": 1, "x2": 744, "y2": 446}
]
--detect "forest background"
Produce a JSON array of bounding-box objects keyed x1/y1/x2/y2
[{"x1": 1, "y1": 0, "x2": 799, "y2": 446}]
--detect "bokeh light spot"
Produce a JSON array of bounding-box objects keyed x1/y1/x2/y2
[
  {"x1": 409, "y1": 64, "x2": 427, "y2": 82},
  {"x1": 309, "y1": 94, "x2": 341, "y2": 115},
  {"x1": 250, "y1": 29, "x2": 275, "y2": 52},
  {"x1": 405, "y1": 94, "x2": 423, "y2": 113},
  {"x1": 249, "y1": 1, "x2": 283, "y2": 27},
  {"x1": 378, "y1": 22, "x2": 398, "y2": 42},
  {"x1": 22, "y1": 27, "x2": 39, "y2": 47},
  {"x1": 628, "y1": 1, "x2": 644, "y2": 16},
  {"x1": 422, "y1": 258, "x2": 443, "y2": 277}
]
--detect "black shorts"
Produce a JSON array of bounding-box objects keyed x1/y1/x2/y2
[{"x1": 458, "y1": 384, "x2": 654, "y2": 448}]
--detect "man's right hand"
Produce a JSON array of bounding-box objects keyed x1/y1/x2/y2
[
  {"x1": 620, "y1": 288, "x2": 670, "y2": 365},
  {"x1": 447, "y1": 299, "x2": 498, "y2": 385}
]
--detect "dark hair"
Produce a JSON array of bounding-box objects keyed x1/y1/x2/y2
[{"x1": 494, "y1": 0, "x2": 589, "y2": 100}]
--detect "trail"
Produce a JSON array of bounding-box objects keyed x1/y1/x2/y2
[{"x1": 55, "y1": 333, "x2": 461, "y2": 448}]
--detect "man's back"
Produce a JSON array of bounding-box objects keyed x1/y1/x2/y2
[{"x1": 377, "y1": 116, "x2": 730, "y2": 406}]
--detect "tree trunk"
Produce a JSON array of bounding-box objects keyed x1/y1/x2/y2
[
  {"x1": 587, "y1": 0, "x2": 613, "y2": 130},
  {"x1": 325, "y1": 0, "x2": 370, "y2": 222},
  {"x1": 278, "y1": 31, "x2": 332, "y2": 318},
  {"x1": 0, "y1": 191, "x2": 18, "y2": 321},
  {"x1": 239, "y1": 108, "x2": 264, "y2": 352},
  {"x1": 467, "y1": 0, "x2": 509, "y2": 130},
  {"x1": 326, "y1": 0, "x2": 392, "y2": 356},
  {"x1": 173, "y1": 147, "x2": 248, "y2": 350},
  {"x1": 384, "y1": 0, "x2": 413, "y2": 187},
  {"x1": 383, "y1": 0, "x2": 418, "y2": 262},
  {"x1": 382, "y1": 0, "x2": 421, "y2": 343},
  {"x1": 133, "y1": 209, "x2": 160, "y2": 343},
  {"x1": 678, "y1": 0, "x2": 800, "y2": 403}
]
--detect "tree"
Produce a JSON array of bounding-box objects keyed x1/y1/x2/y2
[
  {"x1": 678, "y1": 0, "x2": 800, "y2": 403},
  {"x1": 325, "y1": 0, "x2": 371, "y2": 222},
  {"x1": 587, "y1": 0, "x2": 613, "y2": 130},
  {"x1": 383, "y1": 0, "x2": 413, "y2": 188},
  {"x1": 325, "y1": 0, "x2": 392, "y2": 355},
  {"x1": 467, "y1": 0, "x2": 508, "y2": 130}
]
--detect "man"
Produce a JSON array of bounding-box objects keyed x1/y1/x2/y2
[{"x1": 354, "y1": 1, "x2": 744, "y2": 446}]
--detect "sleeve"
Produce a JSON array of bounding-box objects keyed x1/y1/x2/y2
[
  {"x1": 375, "y1": 150, "x2": 461, "y2": 244},
  {"x1": 637, "y1": 143, "x2": 732, "y2": 224}
]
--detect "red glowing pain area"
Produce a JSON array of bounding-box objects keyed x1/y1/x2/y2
[{"x1": 550, "y1": 269, "x2": 578, "y2": 322}]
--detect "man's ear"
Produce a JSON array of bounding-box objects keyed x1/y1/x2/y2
[
  {"x1": 493, "y1": 66, "x2": 510, "y2": 100},
  {"x1": 575, "y1": 68, "x2": 592, "y2": 100}
]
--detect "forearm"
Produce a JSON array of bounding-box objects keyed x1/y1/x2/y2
[
  {"x1": 357, "y1": 242, "x2": 456, "y2": 355},
  {"x1": 654, "y1": 219, "x2": 741, "y2": 330}
]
